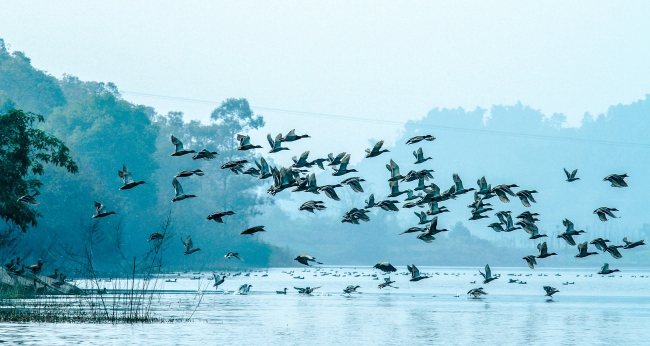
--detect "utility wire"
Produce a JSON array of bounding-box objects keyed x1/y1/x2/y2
[{"x1": 121, "y1": 90, "x2": 650, "y2": 149}]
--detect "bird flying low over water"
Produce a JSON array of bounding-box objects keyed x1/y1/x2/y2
[
  {"x1": 406, "y1": 135, "x2": 435, "y2": 145},
  {"x1": 225, "y1": 252, "x2": 242, "y2": 260},
  {"x1": 170, "y1": 135, "x2": 196, "y2": 156},
  {"x1": 294, "y1": 254, "x2": 323, "y2": 266},
  {"x1": 343, "y1": 285, "x2": 361, "y2": 295},
  {"x1": 467, "y1": 287, "x2": 488, "y2": 298},
  {"x1": 564, "y1": 168, "x2": 579, "y2": 182},
  {"x1": 181, "y1": 236, "x2": 200, "y2": 255},
  {"x1": 171, "y1": 178, "x2": 196, "y2": 202},
  {"x1": 17, "y1": 191, "x2": 40, "y2": 205},
  {"x1": 281, "y1": 129, "x2": 310, "y2": 142},
  {"x1": 92, "y1": 201, "x2": 116, "y2": 218},
  {"x1": 408, "y1": 264, "x2": 430, "y2": 281},
  {"x1": 174, "y1": 169, "x2": 204, "y2": 178},
  {"x1": 374, "y1": 262, "x2": 397, "y2": 273},
  {"x1": 378, "y1": 277, "x2": 398, "y2": 289},
  {"x1": 118, "y1": 165, "x2": 146, "y2": 190},
  {"x1": 593, "y1": 207, "x2": 619, "y2": 222},
  {"x1": 523, "y1": 255, "x2": 537, "y2": 269},
  {"x1": 206, "y1": 211, "x2": 235, "y2": 223},
  {"x1": 236, "y1": 134, "x2": 262, "y2": 151},
  {"x1": 575, "y1": 242, "x2": 598, "y2": 258},
  {"x1": 543, "y1": 286, "x2": 560, "y2": 297},
  {"x1": 192, "y1": 148, "x2": 218, "y2": 160},
  {"x1": 536, "y1": 242, "x2": 557, "y2": 259},
  {"x1": 598, "y1": 263, "x2": 620, "y2": 275},
  {"x1": 365, "y1": 140, "x2": 390, "y2": 158},
  {"x1": 240, "y1": 225, "x2": 266, "y2": 235},
  {"x1": 267, "y1": 133, "x2": 289, "y2": 153},
  {"x1": 623, "y1": 237, "x2": 645, "y2": 249},
  {"x1": 479, "y1": 264, "x2": 498, "y2": 284},
  {"x1": 213, "y1": 274, "x2": 226, "y2": 289},
  {"x1": 294, "y1": 286, "x2": 322, "y2": 295},
  {"x1": 603, "y1": 173, "x2": 628, "y2": 188}
]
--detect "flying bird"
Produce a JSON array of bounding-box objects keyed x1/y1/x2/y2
[
  {"x1": 206, "y1": 211, "x2": 235, "y2": 223},
  {"x1": 340, "y1": 177, "x2": 365, "y2": 193},
  {"x1": 603, "y1": 173, "x2": 628, "y2": 188},
  {"x1": 332, "y1": 154, "x2": 357, "y2": 176},
  {"x1": 147, "y1": 232, "x2": 164, "y2": 242},
  {"x1": 365, "y1": 140, "x2": 390, "y2": 158},
  {"x1": 593, "y1": 207, "x2": 619, "y2": 222},
  {"x1": 240, "y1": 225, "x2": 266, "y2": 235},
  {"x1": 192, "y1": 148, "x2": 219, "y2": 160},
  {"x1": 294, "y1": 254, "x2": 323, "y2": 266},
  {"x1": 598, "y1": 263, "x2": 620, "y2": 275},
  {"x1": 406, "y1": 135, "x2": 436, "y2": 145},
  {"x1": 479, "y1": 264, "x2": 498, "y2": 284},
  {"x1": 575, "y1": 242, "x2": 598, "y2": 258},
  {"x1": 17, "y1": 191, "x2": 40, "y2": 205},
  {"x1": 225, "y1": 252, "x2": 242, "y2": 261},
  {"x1": 170, "y1": 135, "x2": 196, "y2": 156},
  {"x1": 622, "y1": 237, "x2": 645, "y2": 249},
  {"x1": 174, "y1": 169, "x2": 204, "y2": 178},
  {"x1": 171, "y1": 178, "x2": 196, "y2": 202},
  {"x1": 407, "y1": 264, "x2": 430, "y2": 282},
  {"x1": 543, "y1": 286, "x2": 560, "y2": 297},
  {"x1": 564, "y1": 168, "x2": 579, "y2": 182},
  {"x1": 374, "y1": 262, "x2": 397, "y2": 273},
  {"x1": 181, "y1": 236, "x2": 201, "y2": 255},
  {"x1": 378, "y1": 277, "x2": 398, "y2": 289},
  {"x1": 523, "y1": 255, "x2": 537, "y2": 269},
  {"x1": 413, "y1": 147, "x2": 432, "y2": 164},
  {"x1": 467, "y1": 287, "x2": 488, "y2": 298},
  {"x1": 236, "y1": 134, "x2": 262, "y2": 151},
  {"x1": 213, "y1": 274, "x2": 226, "y2": 289},
  {"x1": 118, "y1": 165, "x2": 146, "y2": 190},
  {"x1": 92, "y1": 201, "x2": 116, "y2": 218},
  {"x1": 281, "y1": 129, "x2": 310, "y2": 142},
  {"x1": 267, "y1": 133, "x2": 289, "y2": 153}
]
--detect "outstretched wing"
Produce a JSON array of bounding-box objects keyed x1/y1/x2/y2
[
  {"x1": 172, "y1": 178, "x2": 184, "y2": 196},
  {"x1": 94, "y1": 201, "x2": 104, "y2": 214},
  {"x1": 267, "y1": 133, "x2": 274, "y2": 148},
  {"x1": 171, "y1": 135, "x2": 183, "y2": 151},
  {"x1": 485, "y1": 264, "x2": 492, "y2": 278}
]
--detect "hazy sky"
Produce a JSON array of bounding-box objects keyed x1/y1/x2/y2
[{"x1": 1, "y1": 1, "x2": 649, "y2": 158}]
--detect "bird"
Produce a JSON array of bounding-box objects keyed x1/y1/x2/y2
[
  {"x1": 364, "y1": 194, "x2": 376, "y2": 209},
  {"x1": 427, "y1": 201, "x2": 449, "y2": 216},
  {"x1": 496, "y1": 211, "x2": 521, "y2": 232},
  {"x1": 413, "y1": 147, "x2": 432, "y2": 164},
  {"x1": 317, "y1": 184, "x2": 342, "y2": 201},
  {"x1": 593, "y1": 207, "x2": 619, "y2": 222},
  {"x1": 225, "y1": 252, "x2": 242, "y2": 261},
  {"x1": 276, "y1": 288, "x2": 288, "y2": 294},
  {"x1": 417, "y1": 216, "x2": 448, "y2": 243},
  {"x1": 469, "y1": 211, "x2": 490, "y2": 220},
  {"x1": 281, "y1": 129, "x2": 310, "y2": 142},
  {"x1": 332, "y1": 154, "x2": 357, "y2": 176},
  {"x1": 523, "y1": 255, "x2": 537, "y2": 269},
  {"x1": 212, "y1": 274, "x2": 226, "y2": 289},
  {"x1": 92, "y1": 201, "x2": 116, "y2": 218},
  {"x1": 386, "y1": 159, "x2": 404, "y2": 181},
  {"x1": 267, "y1": 133, "x2": 289, "y2": 153},
  {"x1": 453, "y1": 174, "x2": 475, "y2": 195},
  {"x1": 365, "y1": 140, "x2": 390, "y2": 158},
  {"x1": 147, "y1": 232, "x2": 164, "y2": 242},
  {"x1": 295, "y1": 286, "x2": 322, "y2": 295},
  {"x1": 327, "y1": 152, "x2": 347, "y2": 166},
  {"x1": 406, "y1": 135, "x2": 435, "y2": 145},
  {"x1": 519, "y1": 221, "x2": 546, "y2": 239},
  {"x1": 536, "y1": 242, "x2": 557, "y2": 259},
  {"x1": 290, "y1": 151, "x2": 311, "y2": 169},
  {"x1": 206, "y1": 211, "x2": 235, "y2": 223},
  {"x1": 467, "y1": 287, "x2": 488, "y2": 298},
  {"x1": 598, "y1": 263, "x2": 620, "y2": 275},
  {"x1": 373, "y1": 262, "x2": 397, "y2": 273},
  {"x1": 170, "y1": 135, "x2": 196, "y2": 156},
  {"x1": 491, "y1": 184, "x2": 518, "y2": 203},
  {"x1": 255, "y1": 157, "x2": 272, "y2": 180},
  {"x1": 623, "y1": 237, "x2": 645, "y2": 249},
  {"x1": 575, "y1": 242, "x2": 598, "y2": 258},
  {"x1": 343, "y1": 285, "x2": 361, "y2": 295},
  {"x1": 118, "y1": 165, "x2": 146, "y2": 190},
  {"x1": 181, "y1": 236, "x2": 201, "y2": 255},
  {"x1": 47, "y1": 269, "x2": 59, "y2": 280},
  {"x1": 238, "y1": 284, "x2": 252, "y2": 294},
  {"x1": 299, "y1": 200, "x2": 326, "y2": 213},
  {"x1": 388, "y1": 181, "x2": 408, "y2": 198},
  {"x1": 488, "y1": 223, "x2": 506, "y2": 233},
  {"x1": 340, "y1": 177, "x2": 365, "y2": 193},
  {"x1": 414, "y1": 211, "x2": 431, "y2": 225},
  {"x1": 557, "y1": 219, "x2": 585, "y2": 245},
  {"x1": 26, "y1": 259, "x2": 43, "y2": 274},
  {"x1": 603, "y1": 173, "x2": 628, "y2": 188},
  {"x1": 404, "y1": 190, "x2": 421, "y2": 201},
  {"x1": 171, "y1": 178, "x2": 196, "y2": 202},
  {"x1": 590, "y1": 238, "x2": 611, "y2": 252},
  {"x1": 192, "y1": 148, "x2": 219, "y2": 160},
  {"x1": 221, "y1": 160, "x2": 248, "y2": 174},
  {"x1": 407, "y1": 264, "x2": 430, "y2": 281},
  {"x1": 242, "y1": 166, "x2": 260, "y2": 177},
  {"x1": 236, "y1": 134, "x2": 263, "y2": 151},
  {"x1": 294, "y1": 254, "x2": 323, "y2": 266},
  {"x1": 378, "y1": 277, "x2": 398, "y2": 289},
  {"x1": 479, "y1": 264, "x2": 498, "y2": 284},
  {"x1": 400, "y1": 226, "x2": 426, "y2": 235},
  {"x1": 17, "y1": 191, "x2": 40, "y2": 205},
  {"x1": 543, "y1": 286, "x2": 560, "y2": 297},
  {"x1": 476, "y1": 177, "x2": 494, "y2": 198},
  {"x1": 174, "y1": 169, "x2": 204, "y2": 178},
  {"x1": 515, "y1": 190, "x2": 538, "y2": 207},
  {"x1": 375, "y1": 200, "x2": 400, "y2": 212},
  {"x1": 240, "y1": 225, "x2": 265, "y2": 235},
  {"x1": 564, "y1": 168, "x2": 579, "y2": 182}
]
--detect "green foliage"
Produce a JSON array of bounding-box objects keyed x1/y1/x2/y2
[{"x1": 0, "y1": 109, "x2": 78, "y2": 232}]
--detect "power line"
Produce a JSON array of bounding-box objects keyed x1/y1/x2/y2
[{"x1": 121, "y1": 90, "x2": 650, "y2": 149}]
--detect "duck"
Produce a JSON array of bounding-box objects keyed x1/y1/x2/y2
[
  {"x1": 536, "y1": 242, "x2": 557, "y2": 259},
  {"x1": 365, "y1": 140, "x2": 390, "y2": 158},
  {"x1": 281, "y1": 129, "x2": 310, "y2": 142},
  {"x1": 332, "y1": 154, "x2": 357, "y2": 176},
  {"x1": 476, "y1": 177, "x2": 494, "y2": 198},
  {"x1": 238, "y1": 284, "x2": 252, "y2": 295},
  {"x1": 299, "y1": 200, "x2": 326, "y2": 213},
  {"x1": 388, "y1": 181, "x2": 408, "y2": 198},
  {"x1": 192, "y1": 148, "x2": 219, "y2": 160},
  {"x1": 170, "y1": 135, "x2": 196, "y2": 156},
  {"x1": 593, "y1": 207, "x2": 619, "y2": 222},
  {"x1": 340, "y1": 177, "x2": 365, "y2": 193},
  {"x1": 469, "y1": 211, "x2": 490, "y2": 220},
  {"x1": 148, "y1": 232, "x2": 164, "y2": 242},
  {"x1": 479, "y1": 264, "x2": 498, "y2": 284},
  {"x1": 13, "y1": 264, "x2": 25, "y2": 275},
  {"x1": 364, "y1": 194, "x2": 375, "y2": 209},
  {"x1": 427, "y1": 201, "x2": 449, "y2": 216},
  {"x1": 375, "y1": 200, "x2": 400, "y2": 212},
  {"x1": 407, "y1": 264, "x2": 430, "y2": 281},
  {"x1": 174, "y1": 169, "x2": 204, "y2": 178},
  {"x1": 623, "y1": 237, "x2": 645, "y2": 249},
  {"x1": 400, "y1": 226, "x2": 426, "y2": 235},
  {"x1": 327, "y1": 152, "x2": 347, "y2": 166},
  {"x1": 518, "y1": 221, "x2": 546, "y2": 239},
  {"x1": 598, "y1": 263, "x2": 620, "y2": 275},
  {"x1": 515, "y1": 190, "x2": 538, "y2": 207},
  {"x1": 181, "y1": 236, "x2": 201, "y2": 255},
  {"x1": 267, "y1": 133, "x2": 289, "y2": 153},
  {"x1": 603, "y1": 173, "x2": 628, "y2": 188},
  {"x1": 523, "y1": 255, "x2": 537, "y2": 269},
  {"x1": 497, "y1": 211, "x2": 521, "y2": 232},
  {"x1": 317, "y1": 184, "x2": 342, "y2": 201},
  {"x1": 206, "y1": 211, "x2": 235, "y2": 223},
  {"x1": 240, "y1": 225, "x2": 266, "y2": 235},
  {"x1": 373, "y1": 262, "x2": 397, "y2": 273},
  {"x1": 242, "y1": 166, "x2": 261, "y2": 177},
  {"x1": 26, "y1": 258, "x2": 43, "y2": 274},
  {"x1": 467, "y1": 287, "x2": 488, "y2": 298},
  {"x1": 406, "y1": 135, "x2": 435, "y2": 145},
  {"x1": 414, "y1": 211, "x2": 431, "y2": 225},
  {"x1": 564, "y1": 168, "x2": 579, "y2": 182},
  {"x1": 491, "y1": 184, "x2": 518, "y2": 203},
  {"x1": 17, "y1": 191, "x2": 40, "y2": 205},
  {"x1": 8, "y1": 257, "x2": 21, "y2": 272},
  {"x1": 413, "y1": 147, "x2": 432, "y2": 164},
  {"x1": 517, "y1": 211, "x2": 540, "y2": 224},
  {"x1": 453, "y1": 174, "x2": 475, "y2": 195},
  {"x1": 236, "y1": 134, "x2": 262, "y2": 151},
  {"x1": 225, "y1": 252, "x2": 242, "y2": 261},
  {"x1": 171, "y1": 178, "x2": 196, "y2": 202},
  {"x1": 213, "y1": 274, "x2": 226, "y2": 289},
  {"x1": 386, "y1": 159, "x2": 404, "y2": 181},
  {"x1": 295, "y1": 254, "x2": 323, "y2": 266},
  {"x1": 92, "y1": 201, "x2": 116, "y2": 218},
  {"x1": 378, "y1": 277, "x2": 398, "y2": 289},
  {"x1": 575, "y1": 242, "x2": 598, "y2": 258},
  {"x1": 255, "y1": 157, "x2": 272, "y2": 180},
  {"x1": 294, "y1": 286, "x2": 322, "y2": 295},
  {"x1": 543, "y1": 286, "x2": 560, "y2": 297},
  {"x1": 343, "y1": 285, "x2": 361, "y2": 295},
  {"x1": 276, "y1": 288, "x2": 288, "y2": 294},
  {"x1": 221, "y1": 160, "x2": 248, "y2": 174},
  {"x1": 118, "y1": 165, "x2": 146, "y2": 190},
  {"x1": 291, "y1": 151, "x2": 311, "y2": 169}
]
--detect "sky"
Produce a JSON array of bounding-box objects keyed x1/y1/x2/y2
[{"x1": 1, "y1": 1, "x2": 650, "y2": 159}]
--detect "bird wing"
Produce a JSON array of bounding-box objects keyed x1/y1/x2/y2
[
  {"x1": 571, "y1": 169, "x2": 578, "y2": 178},
  {"x1": 577, "y1": 242, "x2": 587, "y2": 255},
  {"x1": 274, "y1": 133, "x2": 284, "y2": 147},
  {"x1": 172, "y1": 178, "x2": 184, "y2": 196},
  {"x1": 601, "y1": 263, "x2": 609, "y2": 272},
  {"x1": 389, "y1": 180, "x2": 399, "y2": 195},
  {"x1": 495, "y1": 189, "x2": 510, "y2": 203},
  {"x1": 186, "y1": 236, "x2": 193, "y2": 249},
  {"x1": 563, "y1": 168, "x2": 571, "y2": 179},
  {"x1": 485, "y1": 265, "x2": 492, "y2": 278},
  {"x1": 338, "y1": 154, "x2": 351, "y2": 171},
  {"x1": 267, "y1": 133, "x2": 274, "y2": 148},
  {"x1": 597, "y1": 211, "x2": 608, "y2": 222},
  {"x1": 453, "y1": 173, "x2": 463, "y2": 191},
  {"x1": 564, "y1": 219, "x2": 574, "y2": 233},
  {"x1": 94, "y1": 201, "x2": 104, "y2": 214},
  {"x1": 518, "y1": 194, "x2": 531, "y2": 207},
  {"x1": 171, "y1": 135, "x2": 183, "y2": 151},
  {"x1": 607, "y1": 247, "x2": 622, "y2": 259},
  {"x1": 430, "y1": 216, "x2": 438, "y2": 231},
  {"x1": 298, "y1": 151, "x2": 310, "y2": 165},
  {"x1": 372, "y1": 140, "x2": 384, "y2": 153}
]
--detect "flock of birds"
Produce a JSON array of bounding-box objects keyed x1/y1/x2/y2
[{"x1": 8, "y1": 128, "x2": 647, "y2": 299}]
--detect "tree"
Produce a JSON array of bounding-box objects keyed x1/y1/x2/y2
[{"x1": 0, "y1": 109, "x2": 78, "y2": 232}]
